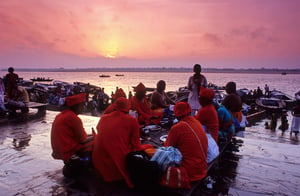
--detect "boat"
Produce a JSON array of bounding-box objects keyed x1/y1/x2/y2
[
  {"x1": 115, "y1": 74, "x2": 124, "y2": 76},
  {"x1": 0, "y1": 102, "x2": 47, "y2": 124},
  {"x1": 268, "y1": 90, "x2": 296, "y2": 109},
  {"x1": 255, "y1": 97, "x2": 286, "y2": 113},
  {"x1": 281, "y1": 72, "x2": 287, "y2": 75},
  {"x1": 30, "y1": 77, "x2": 53, "y2": 82},
  {"x1": 99, "y1": 74, "x2": 110, "y2": 77}
]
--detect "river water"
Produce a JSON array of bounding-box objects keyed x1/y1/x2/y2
[{"x1": 0, "y1": 71, "x2": 299, "y2": 195}]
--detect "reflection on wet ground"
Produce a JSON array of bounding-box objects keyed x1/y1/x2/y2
[{"x1": 0, "y1": 111, "x2": 299, "y2": 195}]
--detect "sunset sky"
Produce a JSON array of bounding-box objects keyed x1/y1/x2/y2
[{"x1": 0, "y1": 0, "x2": 299, "y2": 69}]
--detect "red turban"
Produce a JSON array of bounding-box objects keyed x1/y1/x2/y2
[
  {"x1": 65, "y1": 93, "x2": 86, "y2": 106},
  {"x1": 115, "y1": 88, "x2": 126, "y2": 99},
  {"x1": 114, "y1": 97, "x2": 130, "y2": 113},
  {"x1": 174, "y1": 102, "x2": 191, "y2": 117},
  {"x1": 200, "y1": 87, "x2": 215, "y2": 101},
  {"x1": 134, "y1": 83, "x2": 146, "y2": 92}
]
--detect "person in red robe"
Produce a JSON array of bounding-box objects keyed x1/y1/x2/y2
[
  {"x1": 129, "y1": 83, "x2": 152, "y2": 125},
  {"x1": 92, "y1": 97, "x2": 152, "y2": 188},
  {"x1": 103, "y1": 88, "x2": 126, "y2": 114},
  {"x1": 165, "y1": 102, "x2": 208, "y2": 182},
  {"x1": 195, "y1": 87, "x2": 219, "y2": 143},
  {"x1": 51, "y1": 93, "x2": 94, "y2": 177},
  {"x1": 4, "y1": 67, "x2": 19, "y2": 99}
]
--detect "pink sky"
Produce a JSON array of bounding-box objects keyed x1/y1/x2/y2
[{"x1": 0, "y1": 0, "x2": 300, "y2": 69}]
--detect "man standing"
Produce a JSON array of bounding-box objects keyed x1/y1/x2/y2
[{"x1": 187, "y1": 64, "x2": 208, "y2": 116}]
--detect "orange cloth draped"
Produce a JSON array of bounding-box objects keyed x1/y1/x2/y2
[
  {"x1": 195, "y1": 104, "x2": 219, "y2": 143},
  {"x1": 92, "y1": 111, "x2": 150, "y2": 188},
  {"x1": 165, "y1": 116, "x2": 208, "y2": 182},
  {"x1": 129, "y1": 96, "x2": 152, "y2": 125},
  {"x1": 51, "y1": 109, "x2": 88, "y2": 163}
]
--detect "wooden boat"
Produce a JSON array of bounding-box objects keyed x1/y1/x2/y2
[
  {"x1": 115, "y1": 74, "x2": 124, "y2": 76},
  {"x1": 30, "y1": 77, "x2": 53, "y2": 82},
  {"x1": 0, "y1": 102, "x2": 47, "y2": 124},
  {"x1": 99, "y1": 74, "x2": 110, "y2": 77},
  {"x1": 269, "y1": 90, "x2": 296, "y2": 109},
  {"x1": 255, "y1": 97, "x2": 286, "y2": 113}
]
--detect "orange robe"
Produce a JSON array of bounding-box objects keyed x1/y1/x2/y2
[
  {"x1": 92, "y1": 111, "x2": 149, "y2": 188},
  {"x1": 165, "y1": 116, "x2": 208, "y2": 182},
  {"x1": 195, "y1": 104, "x2": 219, "y2": 143},
  {"x1": 129, "y1": 96, "x2": 152, "y2": 125},
  {"x1": 51, "y1": 109, "x2": 88, "y2": 163}
]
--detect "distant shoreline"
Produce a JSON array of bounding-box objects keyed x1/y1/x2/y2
[{"x1": 1, "y1": 67, "x2": 300, "y2": 74}]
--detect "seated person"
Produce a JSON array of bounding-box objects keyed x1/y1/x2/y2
[
  {"x1": 92, "y1": 97, "x2": 152, "y2": 188},
  {"x1": 51, "y1": 93, "x2": 94, "y2": 177},
  {"x1": 103, "y1": 88, "x2": 127, "y2": 114},
  {"x1": 129, "y1": 83, "x2": 152, "y2": 125},
  {"x1": 218, "y1": 94, "x2": 241, "y2": 143},
  {"x1": 7, "y1": 84, "x2": 30, "y2": 114},
  {"x1": 150, "y1": 80, "x2": 175, "y2": 111},
  {"x1": 165, "y1": 102, "x2": 208, "y2": 183},
  {"x1": 195, "y1": 87, "x2": 219, "y2": 143}
]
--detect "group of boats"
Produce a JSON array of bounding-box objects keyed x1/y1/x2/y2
[{"x1": 99, "y1": 74, "x2": 124, "y2": 77}]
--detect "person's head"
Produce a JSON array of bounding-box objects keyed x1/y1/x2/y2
[
  {"x1": 157, "y1": 80, "x2": 166, "y2": 92},
  {"x1": 65, "y1": 93, "x2": 86, "y2": 114},
  {"x1": 8, "y1": 67, "x2": 14, "y2": 73},
  {"x1": 199, "y1": 87, "x2": 215, "y2": 106},
  {"x1": 225, "y1": 81, "x2": 236, "y2": 94},
  {"x1": 114, "y1": 97, "x2": 130, "y2": 113},
  {"x1": 193, "y1": 64, "x2": 201, "y2": 74},
  {"x1": 222, "y1": 94, "x2": 242, "y2": 112},
  {"x1": 174, "y1": 102, "x2": 191, "y2": 120},
  {"x1": 134, "y1": 83, "x2": 146, "y2": 100},
  {"x1": 114, "y1": 88, "x2": 127, "y2": 100}
]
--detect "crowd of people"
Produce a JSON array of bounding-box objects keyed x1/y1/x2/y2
[
  {"x1": 2, "y1": 65, "x2": 300, "y2": 193},
  {"x1": 49, "y1": 64, "x2": 255, "y2": 193}
]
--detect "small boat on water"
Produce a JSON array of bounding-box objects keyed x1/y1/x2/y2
[
  {"x1": 99, "y1": 74, "x2": 110, "y2": 78},
  {"x1": 255, "y1": 97, "x2": 286, "y2": 113},
  {"x1": 115, "y1": 74, "x2": 124, "y2": 76},
  {"x1": 30, "y1": 77, "x2": 53, "y2": 82}
]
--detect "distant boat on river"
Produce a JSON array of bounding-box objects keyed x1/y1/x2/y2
[
  {"x1": 115, "y1": 74, "x2": 124, "y2": 76},
  {"x1": 30, "y1": 77, "x2": 53, "y2": 82},
  {"x1": 99, "y1": 74, "x2": 110, "y2": 78}
]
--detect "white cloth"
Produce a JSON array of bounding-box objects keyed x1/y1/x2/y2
[
  {"x1": 187, "y1": 75, "x2": 207, "y2": 114},
  {"x1": 206, "y1": 133, "x2": 219, "y2": 163},
  {"x1": 291, "y1": 116, "x2": 300, "y2": 133}
]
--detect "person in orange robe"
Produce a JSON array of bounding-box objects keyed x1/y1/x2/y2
[
  {"x1": 103, "y1": 88, "x2": 126, "y2": 114},
  {"x1": 129, "y1": 83, "x2": 152, "y2": 125},
  {"x1": 51, "y1": 93, "x2": 94, "y2": 176},
  {"x1": 165, "y1": 102, "x2": 208, "y2": 183},
  {"x1": 195, "y1": 87, "x2": 219, "y2": 143},
  {"x1": 92, "y1": 97, "x2": 152, "y2": 188}
]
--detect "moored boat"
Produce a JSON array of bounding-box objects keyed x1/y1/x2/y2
[
  {"x1": 255, "y1": 97, "x2": 286, "y2": 113},
  {"x1": 268, "y1": 90, "x2": 296, "y2": 109}
]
